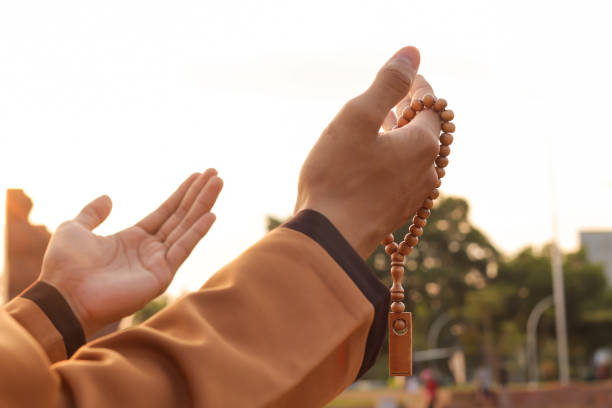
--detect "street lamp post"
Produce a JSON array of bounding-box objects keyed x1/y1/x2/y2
[
  {"x1": 551, "y1": 239, "x2": 571, "y2": 385},
  {"x1": 548, "y1": 134, "x2": 571, "y2": 386},
  {"x1": 427, "y1": 312, "x2": 453, "y2": 349},
  {"x1": 527, "y1": 296, "x2": 553, "y2": 387}
]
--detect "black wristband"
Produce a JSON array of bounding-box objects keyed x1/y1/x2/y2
[{"x1": 21, "y1": 281, "x2": 86, "y2": 358}]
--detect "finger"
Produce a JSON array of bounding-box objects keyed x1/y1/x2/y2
[
  {"x1": 409, "y1": 74, "x2": 435, "y2": 104},
  {"x1": 166, "y1": 212, "x2": 216, "y2": 271},
  {"x1": 385, "y1": 119, "x2": 440, "y2": 165},
  {"x1": 386, "y1": 77, "x2": 441, "y2": 163},
  {"x1": 164, "y1": 176, "x2": 223, "y2": 247},
  {"x1": 392, "y1": 74, "x2": 440, "y2": 151},
  {"x1": 381, "y1": 110, "x2": 397, "y2": 132},
  {"x1": 389, "y1": 105, "x2": 441, "y2": 156},
  {"x1": 350, "y1": 46, "x2": 420, "y2": 130},
  {"x1": 155, "y1": 168, "x2": 218, "y2": 241},
  {"x1": 136, "y1": 172, "x2": 200, "y2": 234},
  {"x1": 74, "y1": 195, "x2": 113, "y2": 231},
  {"x1": 396, "y1": 75, "x2": 435, "y2": 119},
  {"x1": 407, "y1": 76, "x2": 441, "y2": 137}
]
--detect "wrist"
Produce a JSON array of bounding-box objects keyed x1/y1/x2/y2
[
  {"x1": 294, "y1": 201, "x2": 382, "y2": 259},
  {"x1": 39, "y1": 278, "x2": 96, "y2": 338},
  {"x1": 20, "y1": 280, "x2": 87, "y2": 357}
]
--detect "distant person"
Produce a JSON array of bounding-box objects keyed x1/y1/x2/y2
[
  {"x1": 421, "y1": 369, "x2": 438, "y2": 408},
  {"x1": 405, "y1": 374, "x2": 420, "y2": 394},
  {"x1": 595, "y1": 363, "x2": 610, "y2": 380},
  {"x1": 593, "y1": 348, "x2": 612, "y2": 380},
  {"x1": 474, "y1": 365, "x2": 496, "y2": 406},
  {"x1": 0, "y1": 46, "x2": 442, "y2": 407},
  {"x1": 497, "y1": 367, "x2": 512, "y2": 408}
]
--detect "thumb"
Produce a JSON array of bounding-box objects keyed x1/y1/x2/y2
[
  {"x1": 359, "y1": 47, "x2": 420, "y2": 127},
  {"x1": 74, "y1": 195, "x2": 113, "y2": 230}
]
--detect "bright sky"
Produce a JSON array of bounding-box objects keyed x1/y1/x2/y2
[{"x1": 1, "y1": 0, "x2": 611, "y2": 295}]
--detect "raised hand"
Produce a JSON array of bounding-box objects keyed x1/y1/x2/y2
[
  {"x1": 39, "y1": 170, "x2": 223, "y2": 337},
  {"x1": 295, "y1": 47, "x2": 441, "y2": 258}
]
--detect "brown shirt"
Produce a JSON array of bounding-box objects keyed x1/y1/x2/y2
[{"x1": 0, "y1": 211, "x2": 388, "y2": 407}]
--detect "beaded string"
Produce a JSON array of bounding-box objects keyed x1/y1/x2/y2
[{"x1": 381, "y1": 95, "x2": 454, "y2": 334}]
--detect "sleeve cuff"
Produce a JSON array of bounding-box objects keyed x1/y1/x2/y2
[
  {"x1": 20, "y1": 281, "x2": 86, "y2": 358},
  {"x1": 283, "y1": 209, "x2": 389, "y2": 379}
]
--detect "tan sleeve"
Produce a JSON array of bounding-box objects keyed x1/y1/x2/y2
[
  {"x1": 0, "y1": 211, "x2": 389, "y2": 408},
  {"x1": 0, "y1": 307, "x2": 64, "y2": 407},
  {"x1": 3, "y1": 297, "x2": 67, "y2": 363}
]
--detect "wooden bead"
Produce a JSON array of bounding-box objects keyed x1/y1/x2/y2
[
  {"x1": 390, "y1": 287, "x2": 403, "y2": 299},
  {"x1": 429, "y1": 188, "x2": 440, "y2": 200},
  {"x1": 409, "y1": 224, "x2": 423, "y2": 237},
  {"x1": 436, "y1": 179, "x2": 442, "y2": 188},
  {"x1": 385, "y1": 242, "x2": 399, "y2": 255},
  {"x1": 390, "y1": 271, "x2": 405, "y2": 302},
  {"x1": 402, "y1": 108, "x2": 416, "y2": 121},
  {"x1": 417, "y1": 208, "x2": 431, "y2": 219},
  {"x1": 422, "y1": 94, "x2": 435, "y2": 108},
  {"x1": 381, "y1": 233, "x2": 395, "y2": 246},
  {"x1": 403, "y1": 234, "x2": 419, "y2": 247},
  {"x1": 390, "y1": 282, "x2": 403, "y2": 291},
  {"x1": 411, "y1": 99, "x2": 424, "y2": 111},
  {"x1": 439, "y1": 145, "x2": 451, "y2": 157},
  {"x1": 391, "y1": 302, "x2": 405, "y2": 313},
  {"x1": 433, "y1": 98, "x2": 447, "y2": 112},
  {"x1": 390, "y1": 266, "x2": 404, "y2": 280},
  {"x1": 391, "y1": 292, "x2": 405, "y2": 302},
  {"x1": 436, "y1": 156, "x2": 449, "y2": 168},
  {"x1": 413, "y1": 216, "x2": 427, "y2": 228},
  {"x1": 393, "y1": 319, "x2": 407, "y2": 331},
  {"x1": 391, "y1": 252, "x2": 405, "y2": 263},
  {"x1": 422, "y1": 198, "x2": 434, "y2": 209},
  {"x1": 398, "y1": 242, "x2": 413, "y2": 255},
  {"x1": 397, "y1": 116, "x2": 408, "y2": 127},
  {"x1": 441, "y1": 122, "x2": 456, "y2": 133},
  {"x1": 440, "y1": 109, "x2": 454, "y2": 122},
  {"x1": 436, "y1": 167, "x2": 446, "y2": 179},
  {"x1": 440, "y1": 133, "x2": 453, "y2": 146}
]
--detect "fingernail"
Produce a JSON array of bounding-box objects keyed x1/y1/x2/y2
[{"x1": 392, "y1": 47, "x2": 420, "y2": 69}]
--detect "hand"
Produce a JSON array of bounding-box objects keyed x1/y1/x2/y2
[
  {"x1": 295, "y1": 47, "x2": 441, "y2": 258},
  {"x1": 39, "y1": 170, "x2": 223, "y2": 337}
]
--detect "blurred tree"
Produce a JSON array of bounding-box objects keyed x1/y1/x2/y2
[
  {"x1": 362, "y1": 197, "x2": 500, "y2": 379},
  {"x1": 498, "y1": 246, "x2": 609, "y2": 379}
]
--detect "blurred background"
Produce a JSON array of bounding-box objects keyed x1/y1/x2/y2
[{"x1": 1, "y1": 0, "x2": 612, "y2": 406}]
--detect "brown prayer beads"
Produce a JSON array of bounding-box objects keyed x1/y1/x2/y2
[{"x1": 381, "y1": 95, "x2": 455, "y2": 333}]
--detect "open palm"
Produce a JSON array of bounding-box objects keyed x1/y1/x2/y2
[{"x1": 39, "y1": 170, "x2": 223, "y2": 337}]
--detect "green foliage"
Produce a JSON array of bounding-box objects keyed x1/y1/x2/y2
[
  {"x1": 496, "y1": 245, "x2": 608, "y2": 375},
  {"x1": 267, "y1": 216, "x2": 284, "y2": 232},
  {"x1": 131, "y1": 296, "x2": 169, "y2": 325}
]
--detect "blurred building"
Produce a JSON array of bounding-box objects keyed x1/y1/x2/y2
[
  {"x1": 581, "y1": 231, "x2": 612, "y2": 284},
  {"x1": 4, "y1": 189, "x2": 50, "y2": 300}
]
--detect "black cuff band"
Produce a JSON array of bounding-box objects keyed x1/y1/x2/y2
[
  {"x1": 283, "y1": 210, "x2": 389, "y2": 380},
  {"x1": 21, "y1": 281, "x2": 86, "y2": 358}
]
